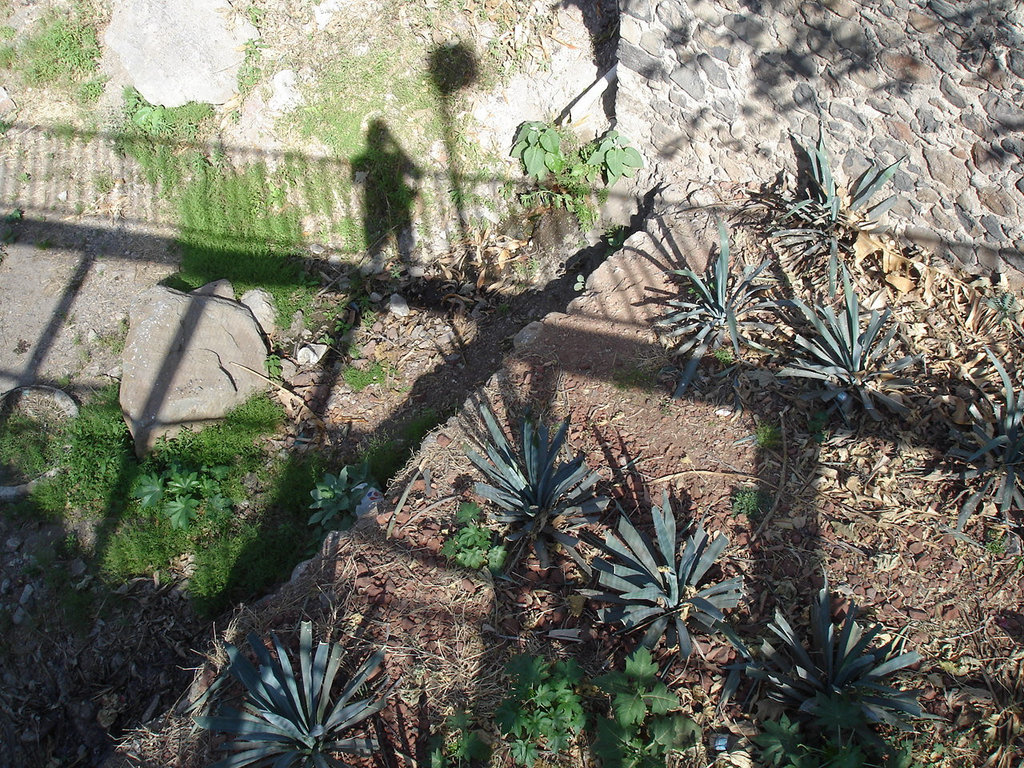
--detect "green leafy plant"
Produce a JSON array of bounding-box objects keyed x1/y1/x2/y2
[
  {"x1": 773, "y1": 134, "x2": 902, "y2": 292},
  {"x1": 755, "y1": 422, "x2": 782, "y2": 449},
  {"x1": 265, "y1": 354, "x2": 283, "y2": 380},
  {"x1": 591, "y1": 648, "x2": 700, "y2": 768},
  {"x1": 429, "y1": 709, "x2": 492, "y2": 768},
  {"x1": 779, "y1": 267, "x2": 920, "y2": 420},
  {"x1": 956, "y1": 349, "x2": 1024, "y2": 524},
  {"x1": 754, "y1": 714, "x2": 912, "y2": 768},
  {"x1": 1, "y1": 208, "x2": 22, "y2": 244},
  {"x1": 510, "y1": 121, "x2": 565, "y2": 181},
  {"x1": 727, "y1": 578, "x2": 923, "y2": 749},
  {"x1": 467, "y1": 403, "x2": 608, "y2": 570},
  {"x1": 440, "y1": 502, "x2": 507, "y2": 572},
  {"x1": 134, "y1": 462, "x2": 231, "y2": 530},
  {"x1": 585, "y1": 490, "x2": 743, "y2": 659},
  {"x1": 195, "y1": 621, "x2": 393, "y2": 768},
  {"x1": 308, "y1": 462, "x2": 375, "y2": 530},
  {"x1": 495, "y1": 655, "x2": 585, "y2": 766},
  {"x1": 582, "y1": 130, "x2": 643, "y2": 186},
  {"x1": 656, "y1": 222, "x2": 776, "y2": 397},
  {"x1": 731, "y1": 487, "x2": 769, "y2": 519}
]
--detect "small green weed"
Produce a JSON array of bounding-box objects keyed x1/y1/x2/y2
[
  {"x1": 731, "y1": 487, "x2": 769, "y2": 518},
  {"x1": 0, "y1": 26, "x2": 15, "y2": 41},
  {"x1": 440, "y1": 502, "x2": 507, "y2": 572},
  {"x1": 237, "y1": 39, "x2": 263, "y2": 98},
  {"x1": 712, "y1": 346, "x2": 735, "y2": 365},
  {"x1": 93, "y1": 172, "x2": 116, "y2": 195},
  {"x1": 76, "y1": 75, "x2": 105, "y2": 104},
  {"x1": 133, "y1": 462, "x2": 232, "y2": 530},
  {"x1": 592, "y1": 648, "x2": 701, "y2": 768},
  {"x1": 495, "y1": 655, "x2": 585, "y2": 766},
  {"x1": 343, "y1": 361, "x2": 392, "y2": 392},
  {"x1": 755, "y1": 422, "x2": 781, "y2": 449},
  {"x1": 612, "y1": 364, "x2": 655, "y2": 391},
  {"x1": 429, "y1": 709, "x2": 491, "y2": 768},
  {"x1": 0, "y1": 43, "x2": 14, "y2": 69},
  {"x1": 308, "y1": 462, "x2": 375, "y2": 531},
  {"x1": 20, "y1": 12, "x2": 100, "y2": 86}
]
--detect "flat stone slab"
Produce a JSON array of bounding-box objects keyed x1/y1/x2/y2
[
  {"x1": 120, "y1": 283, "x2": 269, "y2": 455},
  {"x1": 104, "y1": 0, "x2": 257, "y2": 108}
]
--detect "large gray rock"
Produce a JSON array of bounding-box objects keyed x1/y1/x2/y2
[
  {"x1": 120, "y1": 284, "x2": 269, "y2": 456},
  {"x1": 104, "y1": 0, "x2": 257, "y2": 108}
]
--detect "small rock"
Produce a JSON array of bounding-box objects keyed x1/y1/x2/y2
[
  {"x1": 296, "y1": 343, "x2": 329, "y2": 366},
  {"x1": 69, "y1": 559, "x2": 87, "y2": 578},
  {"x1": 12, "y1": 606, "x2": 27, "y2": 625},
  {"x1": 512, "y1": 321, "x2": 544, "y2": 351},
  {"x1": 192, "y1": 279, "x2": 235, "y2": 299},
  {"x1": 267, "y1": 69, "x2": 303, "y2": 114},
  {"x1": 369, "y1": 292, "x2": 383, "y2": 303},
  {"x1": 240, "y1": 289, "x2": 277, "y2": 338},
  {"x1": 0, "y1": 86, "x2": 16, "y2": 117},
  {"x1": 388, "y1": 294, "x2": 410, "y2": 317},
  {"x1": 407, "y1": 265, "x2": 426, "y2": 278},
  {"x1": 4, "y1": 536, "x2": 21, "y2": 552}
]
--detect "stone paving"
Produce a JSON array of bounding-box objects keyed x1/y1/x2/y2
[{"x1": 615, "y1": 0, "x2": 1024, "y2": 276}]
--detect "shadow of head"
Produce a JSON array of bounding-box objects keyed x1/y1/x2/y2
[{"x1": 427, "y1": 42, "x2": 478, "y2": 96}]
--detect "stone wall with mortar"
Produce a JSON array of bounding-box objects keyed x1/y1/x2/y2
[{"x1": 614, "y1": 0, "x2": 1024, "y2": 276}]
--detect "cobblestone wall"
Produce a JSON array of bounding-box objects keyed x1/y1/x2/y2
[{"x1": 615, "y1": 0, "x2": 1024, "y2": 276}]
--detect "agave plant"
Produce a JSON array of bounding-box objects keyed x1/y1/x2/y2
[
  {"x1": 779, "y1": 266, "x2": 920, "y2": 420},
  {"x1": 656, "y1": 222, "x2": 777, "y2": 397},
  {"x1": 195, "y1": 622, "x2": 393, "y2": 768},
  {"x1": 956, "y1": 349, "x2": 1024, "y2": 524},
  {"x1": 774, "y1": 134, "x2": 902, "y2": 292},
  {"x1": 727, "y1": 579, "x2": 923, "y2": 746},
  {"x1": 585, "y1": 491, "x2": 743, "y2": 660},
  {"x1": 467, "y1": 403, "x2": 608, "y2": 570}
]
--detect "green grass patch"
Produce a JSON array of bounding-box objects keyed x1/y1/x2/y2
[
  {"x1": 20, "y1": 12, "x2": 100, "y2": 86},
  {"x1": 36, "y1": 384, "x2": 135, "y2": 518},
  {"x1": 0, "y1": 42, "x2": 14, "y2": 70},
  {"x1": 237, "y1": 39, "x2": 262, "y2": 99},
  {"x1": 177, "y1": 160, "x2": 306, "y2": 318},
  {"x1": 343, "y1": 361, "x2": 393, "y2": 392},
  {"x1": 101, "y1": 395, "x2": 324, "y2": 616},
  {"x1": 0, "y1": 411, "x2": 65, "y2": 485}
]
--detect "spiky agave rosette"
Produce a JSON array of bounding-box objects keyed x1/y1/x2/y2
[
  {"x1": 585, "y1": 491, "x2": 743, "y2": 659},
  {"x1": 727, "y1": 579, "x2": 923, "y2": 744},
  {"x1": 195, "y1": 621, "x2": 394, "y2": 768},
  {"x1": 780, "y1": 266, "x2": 921, "y2": 420},
  {"x1": 956, "y1": 348, "x2": 1024, "y2": 524},
  {"x1": 467, "y1": 403, "x2": 608, "y2": 570},
  {"x1": 656, "y1": 222, "x2": 776, "y2": 397}
]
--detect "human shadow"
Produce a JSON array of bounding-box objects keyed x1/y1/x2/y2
[{"x1": 351, "y1": 120, "x2": 422, "y2": 266}]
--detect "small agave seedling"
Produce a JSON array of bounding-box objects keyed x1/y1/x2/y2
[
  {"x1": 727, "y1": 578, "x2": 923, "y2": 746},
  {"x1": 468, "y1": 403, "x2": 608, "y2": 570},
  {"x1": 585, "y1": 491, "x2": 743, "y2": 660},
  {"x1": 656, "y1": 222, "x2": 776, "y2": 397},
  {"x1": 956, "y1": 349, "x2": 1024, "y2": 525},
  {"x1": 780, "y1": 266, "x2": 920, "y2": 420},
  {"x1": 195, "y1": 622, "x2": 393, "y2": 768},
  {"x1": 775, "y1": 133, "x2": 902, "y2": 293}
]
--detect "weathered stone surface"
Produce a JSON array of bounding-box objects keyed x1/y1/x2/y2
[
  {"x1": 104, "y1": 0, "x2": 257, "y2": 108},
  {"x1": 614, "y1": 0, "x2": 1024, "y2": 280},
  {"x1": 240, "y1": 289, "x2": 277, "y2": 338},
  {"x1": 120, "y1": 284, "x2": 269, "y2": 455},
  {"x1": 0, "y1": 86, "x2": 15, "y2": 117}
]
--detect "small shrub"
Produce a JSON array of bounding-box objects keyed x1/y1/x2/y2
[
  {"x1": 731, "y1": 487, "x2": 768, "y2": 519},
  {"x1": 133, "y1": 462, "x2": 232, "y2": 530},
  {"x1": 440, "y1": 501, "x2": 507, "y2": 572},
  {"x1": 344, "y1": 361, "x2": 391, "y2": 392},
  {"x1": 308, "y1": 462, "x2": 376, "y2": 530},
  {"x1": 429, "y1": 710, "x2": 492, "y2": 768},
  {"x1": 495, "y1": 655, "x2": 585, "y2": 766},
  {"x1": 196, "y1": 621, "x2": 394, "y2": 767},
  {"x1": 468, "y1": 403, "x2": 608, "y2": 570},
  {"x1": 592, "y1": 648, "x2": 701, "y2": 768},
  {"x1": 755, "y1": 422, "x2": 781, "y2": 449}
]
